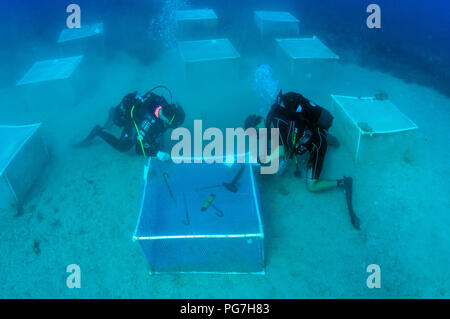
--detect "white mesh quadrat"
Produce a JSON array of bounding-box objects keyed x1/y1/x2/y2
[
  {"x1": 57, "y1": 23, "x2": 105, "y2": 56},
  {"x1": 254, "y1": 11, "x2": 300, "y2": 38},
  {"x1": 331, "y1": 95, "x2": 418, "y2": 162},
  {"x1": 276, "y1": 36, "x2": 339, "y2": 77},
  {"x1": 57, "y1": 22, "x2": 104, "y2": 43},
  {"x1": 178, "y1": 38, "x2": 240, "y2": 81},
  {"x1": 133, "y1": 156, "x2": 265, "y2": 274},
  {"x1": 175, "y1": 9, "x2": 218, "y2": 40},
  {"x1": 0, "y1": 124, "x2": 49, "y2": 210}
]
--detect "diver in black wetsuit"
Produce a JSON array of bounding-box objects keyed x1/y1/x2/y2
[
  {"x1": 245, "y1": 91, "x2": 360, "y2": 230},
  {"x1": 76, "y1": 87, "x2": 185, "y2": 159}
]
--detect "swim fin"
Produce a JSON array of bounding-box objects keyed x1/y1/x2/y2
[
  {"x1": 102, "y1": 107, "x2": 115, "y2": 130},
  {"x1": 342, "y1": 176, "x2": 360, "y2": 230},
  {"x1": 327, "y1": 133, "x2": 340, "y2": 148},
  {"x1": 74, "y1": 125, "x2": 103, "y2": 147}
]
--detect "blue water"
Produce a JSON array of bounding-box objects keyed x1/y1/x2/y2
[
  {"x1": 0, "y1": 0, "x2": 449, "y2": 298},
  {"x1": 1, "y1": 1, "x2": 449, "y2": 93}
]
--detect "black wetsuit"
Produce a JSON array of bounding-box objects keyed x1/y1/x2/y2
[
  {"x1": 99, "y1": 92, "x2": 169, "y2": 156},
  {"x1": 266, "y1": 92, "x2": 331, "y2": 179}
]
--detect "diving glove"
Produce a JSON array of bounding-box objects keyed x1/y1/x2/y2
[{"x1": 156, "y1": 151, "x2": 171, "y2": 162}]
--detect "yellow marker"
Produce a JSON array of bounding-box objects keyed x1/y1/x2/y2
[{"x1": 201, "y1": 194, "x2": 216, "y2": 212}]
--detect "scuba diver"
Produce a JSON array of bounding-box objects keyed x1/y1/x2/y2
[
  {"x1": 244, "y1": 90, "x2": 360, "y2": 230},
  {"x1": 76, "y1": 86, "x2": 185, "y2": 160}
]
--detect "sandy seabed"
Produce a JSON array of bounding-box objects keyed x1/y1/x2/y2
[{"x1": 0, "y1": 50, "x2": 449, "y2": 298}]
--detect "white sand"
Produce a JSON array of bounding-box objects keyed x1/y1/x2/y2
[{"x1": 0, "y1": 51, "x2": 449, "y2": 298}]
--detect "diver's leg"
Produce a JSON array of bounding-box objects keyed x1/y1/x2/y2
[
  {"x1": 75, "y1": 106, "x2": 119, "y2": 147},
  {"x1": 306, "y1": 178, "x2": 339, "y2": 192},
  {"x1": 102, "y1": 107, "x2": 117, "y2": 130},
  {"x1": 74, "y1": 125, "x2": 103, "y2": 147},
  {"x1": 305, "y1": 132, "x2": 338, "y2": 191},
  {"x1": 275, "y1": 158, "x2": 288, "y2": 176},
  {"x1": 97, "y1": 128, "x2": 133, "y2": 152},
  {"x1": 305, "y1": 130, "x2": 360, "y2": 229},
  {"x1": 306, "y1": 158, "x2": 360, "y2": 229}
]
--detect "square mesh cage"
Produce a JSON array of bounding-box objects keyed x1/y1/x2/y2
[
  {"x1": 176, "y1": 9, "x2": 218, "y2": 40},
  {"x1": 57, "y1": 22, "x2": 104, "y2": 43},
  {"x1": 276, "y1": 36, "x2": 339, "y2": 76},
  {"x1": 133, "y1": 157, "x2": 264, "y2": 274},
  {"x1": 177, "y1": 38, "x2": 240, "y2": 80},
  {"x1": 331, "y1": 95, "x2": 418, "y2": 162},
  {"x1": 254, "y1": 11, "x2": 300, "y2": 38},
  {"x1": 16, "y1": 56, "x2": 85, "y2": 109},
  {"x1": 57, "y1": 23, "x2": 105, "y2": 57},
  {"x1": 0, "y1": 124, "x2": 49, "y2": 210}
]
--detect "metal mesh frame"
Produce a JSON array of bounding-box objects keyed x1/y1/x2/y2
[{"x1": 133, "y1": 156, "x2": 265, "y2": 275}]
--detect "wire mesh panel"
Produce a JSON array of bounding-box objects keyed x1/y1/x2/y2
[
  {"x1": 0, "y1": 124, "x2": 49, "y2": 209},
  {"x1": 133, "y1": 158, "x2": 264, "y2": 274},
  {"x1": 178, "y1": 38, "x2": 240, "y2": 81},
  {"x1": 57, "y1": 23, "x2": 105, "y2": 58},
  {"x1": 276, "y1": 36, "x2": 339, "y2": 76},
  {"x1": 331, "y1": 95, "x2": 418, "y2": 162},
  {"x1": 15, "y1": 56, "x2": 84, "y2": 108}
]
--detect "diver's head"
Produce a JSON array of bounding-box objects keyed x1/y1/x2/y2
[
  {"x1": 119, "y1": 91, "x2": 139, "y2": 118},
  {"x1": 160, "y1": 103, "x2": 185, "y2": 128},
  {"x1": 244, "y1": 115, "x2": 264, "y2": 130}
]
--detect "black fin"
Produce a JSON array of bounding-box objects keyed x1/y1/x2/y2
[
  {"x1": 343, "y1": 177, "x2": 360, "y2": 230},
  {"x1": 74, "y1": 125, "x2": 102, "y2": 147}
]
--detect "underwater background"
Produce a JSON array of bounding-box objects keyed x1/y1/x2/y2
[
  {"x1": 2, "y1": 0, "x2": 450, "y2": 94},
  {"x1": 0, "y1": 0, "x2": 449, "y2": 298}
]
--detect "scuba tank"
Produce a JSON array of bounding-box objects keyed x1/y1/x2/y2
[
  {"x1": 279, "y1": 90, "x2": 335, "y2": 132},
  {"x1": 117, "y1": 91, "x2": 139, "y2": 121},
  {"x1": 142, "y1": 85, "x2": 173, "y2": 105}
]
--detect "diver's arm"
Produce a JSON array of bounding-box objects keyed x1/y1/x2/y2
[
  {"x1": 266, "y1": 145, "x2": 285, "y2": 164},
  {"x1": 102, "y1": 107, "x2": 116, "y2": 129}
]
